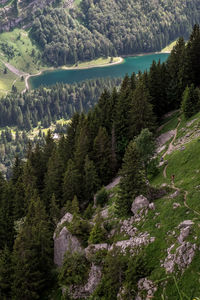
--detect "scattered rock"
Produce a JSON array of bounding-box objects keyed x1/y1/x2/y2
[
  {"x1": 120, "y1": 217, "x2": 138, "y2": 237},
  {"x1": 179, "y1": 220, "x2": 194, "y2": 228},
  {"x1": 138, "y1": 278, "x2": 157, "y2": 299},
  {"x1": 178, "y1": 226, "x2": 190, "y2": 243},
  {"x1": 179, "y1": 146, "x2": 185, "y2": 151},
  {"x1": 155, "y1": 223, "x2": 161, "y2": 229},
  {"x1": 173, "y1": 202, "x2": 181, "y2": 209},
  {"x1": 162, "y1": 221, "x2": 195, "y2": 273},
  {"x1": 169, "y1": 190, "x2": 180, "y2": 198},
  {"x1": 149, "y1": 202, "x2": 155, "y2": 210},
  {"x1": 54, "y1": 227, "x2": 83, "y2": 266},
  {"x1": 131, "y1": 195, "x2": 149, "y2": 215},
  {"x1": 112, "y1": 233, "x2": 155, "y2": 255}
]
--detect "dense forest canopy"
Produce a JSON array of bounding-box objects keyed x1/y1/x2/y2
[
  {"x1": 1, "y1": 25, "x2": 200, "y2": 299},
  {"x1": 30, "y1": 0, "x2": 200, "y2": 65}
]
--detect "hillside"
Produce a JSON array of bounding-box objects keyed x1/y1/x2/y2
[
  {"x1": 53, "y1": 110, "x2": 200, "y2": 299},
  {"x1": 0, "y1": 0, "x2": 200, "y2": 68},
  {"x1": 1, "y1": 26, "x2": 200, "y2": 300}
]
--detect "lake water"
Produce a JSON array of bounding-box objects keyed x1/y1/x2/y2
[{"x1": 29, "y1": 53, "x2": 169, "y2": 89}]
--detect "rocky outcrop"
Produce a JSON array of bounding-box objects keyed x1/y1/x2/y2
[
  {"x1": 131, "y1": 195, "x2": 149, "y2": 215},
  {"x1": 57, "y1": 212, "x2": 73, "y2": 228},
  {"x1": 162, "y1": 220, "x2": 196, "y2": 273},
  {"x1": 137, "y1": 278, "x2": 157, "y2": 299},
  {"x1": 54, "y1": 227, "x2": 83, "y2": 266},
  {"x1": 111, "y1": 233, "x2": 155, "y2": 255},
  {"x1": 85, "y1": 243, "x2": 108, "y2": 259},
  {"x1": 69, "y1": 263, "x2": 102, "y2": 299},
  {"x1": 120, "y1": 217, "x2": 138, "y2": 237}
]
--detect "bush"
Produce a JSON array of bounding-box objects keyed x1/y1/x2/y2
[
  {"x1": 59, "y1": 251, "x2": 89, "y2": 286},
  {"x1": 96, "y1": 187, "x2": 109, "y2": 207}
]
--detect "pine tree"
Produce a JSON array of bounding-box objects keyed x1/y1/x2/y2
[
  {"x1": 116, "y1": 140, "x2": 146, "y2": 216},
  {"x1": 63, "y1": 159, "x2": 81, "y2": 204},
  {"x1": 71, "y1": 195, "x2": 80, "y2": 215},
  {"x1": 93, "y1": 127, "x2": 112, "y2": 185},
  {"x1": 134, "y1": 128, "x2": 156, "y2": 179},
  {"x1": 186, "y1": 24, "x2": 200, "y2": 87},
  {"x1": 129, "y1": 78, "x2": 155, "y2": 139},
  {"x1": 49, "y1": 193, "x2": 60, "y2": 228},
  {"x1": 84, "y1": 155, "x2": 100, "y2": 202},
  {"x1": 0, "y1": 245, "x2": 12, "y2": 299},
  {"x1": 181, "y1": 85, "x2": 200, "y2": 119},
  {"x1": 12, "y1": 195, "x2": 52, "y2": 300}
]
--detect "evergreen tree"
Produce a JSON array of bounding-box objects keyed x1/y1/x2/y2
[
  {"x1": 116, "y1": 140, "x2": 146, "y2": 216},
  {"x1": 134, "y1": 128, "x2": 156, "y2": 178},
  {"x1": 84, "y1": 155, "x2": 100, "y2": 203},
  {"x1": 12, "y1": 195, "x2": 52, "y2": 300},
  {"x1": 49, "y1": 193, "x2": 60, "y2": 228},
  {"x1": 63, "y1": 159, "x2": 81, "y2": 205},
  {"x1": 129, "y1": 78, "x2": 155, "y2": 139},
  {"x1": 0, "y1": 245, "x2": 12, "y2": 299},
  {"x1": 93, "y1": 127, "x2": 112, "y2": 185},
  {"x1": 181, "y1": 85, "x2": 200, "y2": 119}
]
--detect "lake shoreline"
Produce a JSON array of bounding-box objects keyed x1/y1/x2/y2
[
  {"x1": 26, "y1": 57, "x2": 124, "y2": 90},
  {"x1": 29, "y1": 53, "x2": 170, "y2": 90},
  {"x1": 121, "y1": 51, "x2": 170, "y2": 58}
]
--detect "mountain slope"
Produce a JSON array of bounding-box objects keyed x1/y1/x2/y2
[
  {"x1": 1, "y1": 0, "x2": 200, "y2": 66},
  {"x1": 54, "y1": 110, "x2": 200, "y2": 299}
]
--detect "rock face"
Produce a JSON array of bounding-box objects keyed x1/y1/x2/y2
[
  {"x1": 54, "y1": 227, "x2": 83, "y2": 266},
  {"x1": 69, "y1": 263, "x2": 102, "y2": 299},
  {"x1": 57, "y1": 212, "x2": 73, "y2": 228},
  {"x1": 131, "y1": 195, "x2": 149, "y2": 215},
  {"x1": 162, "y1": 220, "x2": 196, "y2": 273},
  {"x1": 137, "y1": 278, "x2": 157, "y2": 299}
]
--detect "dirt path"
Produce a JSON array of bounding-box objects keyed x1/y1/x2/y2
[
  {"x1": 162, "y1": 117, "x2": 200, "y2": 216},
  {"x1": 0, "y1": 59, "x2": 28, "y2": 77}
]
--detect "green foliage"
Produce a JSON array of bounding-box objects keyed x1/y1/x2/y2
[
  {"x1": 67, "y1": 215, "x2": 91, "y2": 247},
  {"x1": 30, "y1": 2, "x2": 200, "y2": 65},
  {"x1": 134, "y1": 128, "x2": 156, "y2": 177},
  {"x1": 12, "y1": 195, "x2": 53, "y2": 299},
  {"x1": 95, "y1": 187, "x2": 109, "y2": 207},
  {"x1": 0, "y1": 245, "x2": 12, "y2": 299},
  {"x1": 71, "y1": 195, "x2": 80, "y2": 215},
  {"x1": 181, "y1": 85, "x2": 200, "y2": 119},
  {"x1": 93, "y1": 247, "x2": 128, "y2": 300},
  {"x1": 124, "y1": 253, "x2": 152, "y2": 297},
  {"x1": 58, "y1": 251, "x2": 89, "y2": 286},
  {"x1": 116, "y1": 140, "x2": 146, "y2": 217}
]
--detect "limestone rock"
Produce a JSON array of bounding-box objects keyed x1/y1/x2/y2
[
  {"x1": 149, "y1": 202, "x2": 155, "y2": 210},
  {"x1": 138, "y1": 278, "x2": 157, "y2": 299},
  {"x1": 173, "y1": 202, "x2": 181, "y2": 209},
  {"x1": 69, "y1": 263, "x2": 102, "y2": 299},
  {"x1": 162, "y1": 220, "x2": 195, "y2": 273},
  {"x1": 178, "y1": 226, "x2": 190, "y2": 243},
  {"x1": 179, "y1": 220, "x2": 194, "y2": 228},
  {"x1": 56, "y1": 212, "x2": 73, "y2": 228},
  {"x1": 169, "y1": 190, "x2": 180, "y2": 199},
  {"x1": 54, "y1": 227, "x2": 83, "y2": 266},
  {"x1": 131, "y1": 195, "x2": 149, "y2": 215}
]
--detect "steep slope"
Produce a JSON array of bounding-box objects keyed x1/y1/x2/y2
[
  {"x1": 1, "y1": 0, "x2": 200, "y2": 66},
  {"x1": 54, "y1": 111, "x2": 200, "y2": 299}
]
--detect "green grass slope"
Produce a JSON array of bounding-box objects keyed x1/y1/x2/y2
[{"x1": 106, "y1": 111, "x2": 200, "y2": 299}]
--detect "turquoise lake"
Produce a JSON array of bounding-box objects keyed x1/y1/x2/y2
[{"x1": 29, "y1": 53, "x2": 169, "y2": 89}]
